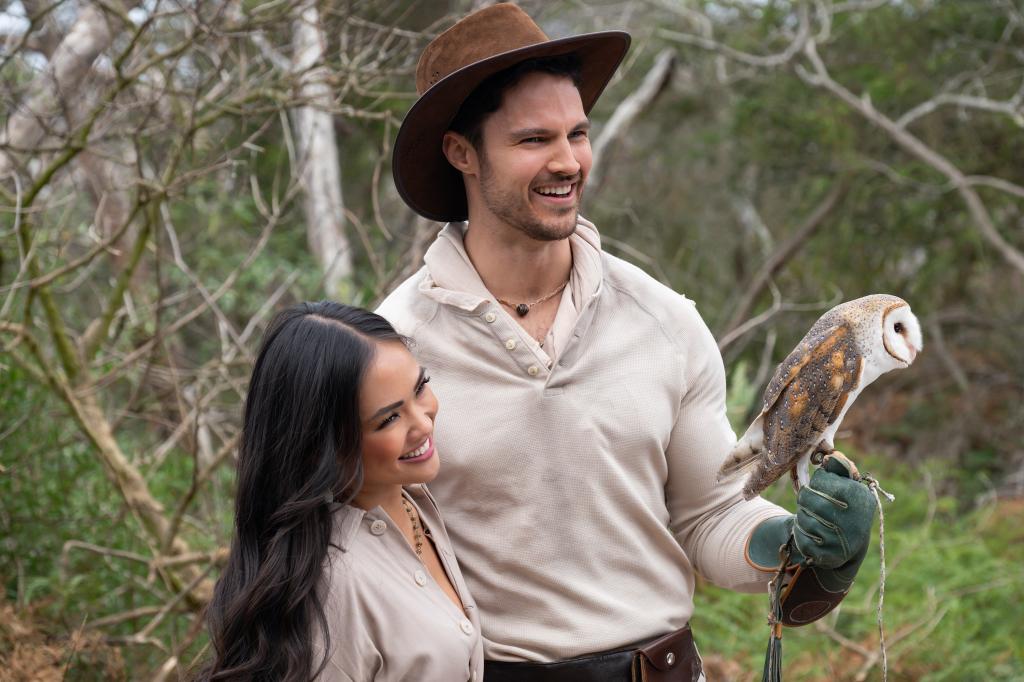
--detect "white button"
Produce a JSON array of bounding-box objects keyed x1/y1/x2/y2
[
  {"x1": 414, "y1": 570, "x2": 427, "y2": 586},
  {"x1": 460, "y1": 619, "x2": 474, "y2": 635},
  {"x1": 527, "y1": 365, "x2": 539, "y2": 376},
  {"x1": 484, "y1": 312, "x2": 496, "y2": 323},
  {"x1": 504, "y1": 339, "x2": 516, "y2": 350},
  {"x1": 369, "y1": 520, "x2": 387, "y2": 535}
]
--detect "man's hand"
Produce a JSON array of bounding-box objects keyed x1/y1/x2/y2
[{"x1": 746, "y1": 454, "x2": 877, "y2": 624}]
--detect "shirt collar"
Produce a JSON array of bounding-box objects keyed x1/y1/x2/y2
[
  {"x1": 420, "y1": 217, "x2": 605, "y2": 311},
  {"x1": 331, "y1": 486, "x2": 439, "y2": 552},
  {"x1": 331, "y1": 504, "x2": 366, "y2": 552}
]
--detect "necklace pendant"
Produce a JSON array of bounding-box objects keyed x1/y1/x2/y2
[{"x1": 515, "y1": 303, "x2": 530, "y2": 316}]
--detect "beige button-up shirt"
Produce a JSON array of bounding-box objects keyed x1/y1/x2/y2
[
  {"x1": 316, "y1": 485, "x2": 484, "y2": 681},
  {"x1": 377, "y1": 218, "x2": 788, "y2": 662}
]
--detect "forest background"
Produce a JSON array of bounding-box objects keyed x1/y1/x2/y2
[{"x1": 1, "y1": 0, "x2": 1022, "y2": 680}]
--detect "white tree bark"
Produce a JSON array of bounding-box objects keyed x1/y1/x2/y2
[
  {"x1": 291, "y1": 0, "x2": 352, "y2": 297},
  {"x1": 0, "y1": 1, "x2": 132, "y2": 179},
  {"x1": 589, "y1": 48, "x2": 676, "y2": 190}
]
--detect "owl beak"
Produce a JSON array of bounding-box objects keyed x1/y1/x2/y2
[{"x1": 906, "y1": 345, "x2": 918, "y2": 364}]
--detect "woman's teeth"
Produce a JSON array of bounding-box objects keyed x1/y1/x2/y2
[{"x1": 399, "y1": 439, "x2": 430, "y2": 460}]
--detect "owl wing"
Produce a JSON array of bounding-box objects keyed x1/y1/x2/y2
[
  {"x1": 761, "y1": 317, "x2": 843, "y2": 415},
  {"x1": 742, "y1": 321, "x2": 862, "y2": 499}
]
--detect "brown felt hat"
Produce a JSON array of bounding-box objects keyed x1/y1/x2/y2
[{"x1": 392, "y1": 3, "x2": 630, "y2": 222}]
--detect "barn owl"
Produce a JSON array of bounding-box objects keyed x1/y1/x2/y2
[{"x1": 718, "y1": 294, "x2": 923, "y2": 500}]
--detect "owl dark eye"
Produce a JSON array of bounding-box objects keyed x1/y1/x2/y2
[{"x1": 894, "y1": 322, "x2": 905, "y2": 334}]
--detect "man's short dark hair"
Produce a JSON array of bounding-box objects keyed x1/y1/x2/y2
[{"x1": 448, "y1": 53, "x2": 583, "y2": 150}]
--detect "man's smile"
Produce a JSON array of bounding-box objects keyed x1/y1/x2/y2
[{"x1": 532, "y1": 177, "x2": 581, "y2": 205}]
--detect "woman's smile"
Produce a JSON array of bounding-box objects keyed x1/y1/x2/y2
[{"x1": 399, "y1": 436, "x2": 435, "y2": 462}]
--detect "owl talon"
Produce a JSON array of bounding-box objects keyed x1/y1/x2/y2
[{"x1": 822, "y1": 451, "x2": 861, "y2": 481}]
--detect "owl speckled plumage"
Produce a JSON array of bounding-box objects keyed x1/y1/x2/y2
[{"x1": 719, "y1": 294, "x2": 923, "y2": 500}]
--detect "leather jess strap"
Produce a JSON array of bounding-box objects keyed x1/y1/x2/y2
[{"x1": 484, "y1": 626, "x2": 701, "y2": 682}]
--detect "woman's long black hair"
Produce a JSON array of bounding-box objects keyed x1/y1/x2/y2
[{"x1": 201, "y1": 301, "x2": 404, "y2": 681}]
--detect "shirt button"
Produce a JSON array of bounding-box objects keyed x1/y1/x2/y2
[
  {"x1": 527, "y1": 365, "x2": 539, "y2": 376},
  {"x1": 414, "y1": 570, "x2": 427, "y2": 587},
  {"x1": 504, "y1": 339, "x2": 516, "y2": 351},
  {"x1": 369, "y1": 520, "x2": 387, "y2": 536},
  {"x1": 484, "y1": 312, "x2": 496, "y2": 323},
  {"x1": 460, "y1": 619, "x2": 474, "y2": 635}
]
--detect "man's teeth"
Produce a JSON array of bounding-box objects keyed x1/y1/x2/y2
[
  {"x1": 536, "y1": 184, "x2": 572, "y2": 196},
  {"x1": 399, "y1": 439, "x2": 430, "y2": 460}
]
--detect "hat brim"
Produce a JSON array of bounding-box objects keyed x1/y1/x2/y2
[{"x1": 393, "y1": 31, "x2": 631, "y2": 223}]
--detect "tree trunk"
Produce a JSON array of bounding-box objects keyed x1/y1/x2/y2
[
  {"x1": 291, "y1": 1, "x2": 352, "y2": 298},
  {"x1": 0, "y1": 1, "x2": 135, "y2": 180}
]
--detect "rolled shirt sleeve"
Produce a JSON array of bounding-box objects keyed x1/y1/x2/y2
[{"x1": 666, "y1": 300, "x2": 788, "y2": 591}]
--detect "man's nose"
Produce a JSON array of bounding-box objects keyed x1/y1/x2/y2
[{"x1": 547, "y1": 136, "x2": 581, "y2": 176}]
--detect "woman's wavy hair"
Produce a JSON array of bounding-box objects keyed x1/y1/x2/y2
[{"x1": 200, "y1": 301, "x2": 404, "y2": 681}]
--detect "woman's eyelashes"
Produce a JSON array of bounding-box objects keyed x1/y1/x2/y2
[{"x1": 376, "y1": 374, "x2": 430, "y2": 430}]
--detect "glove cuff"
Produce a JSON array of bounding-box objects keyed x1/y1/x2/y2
[{"x1": 746, "y1": 516, "x2": 803, "y2": 572}]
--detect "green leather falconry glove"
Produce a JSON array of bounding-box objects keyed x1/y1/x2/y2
[{"x1": 746, "y1": 454, "x2": 876, "y2": 625}]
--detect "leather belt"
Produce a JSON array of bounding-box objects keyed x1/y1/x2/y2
[{"x1": 483, "y1": 625, "x2": 702, "y2": 682}]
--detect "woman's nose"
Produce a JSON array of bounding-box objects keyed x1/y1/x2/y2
[{"x1": 412, "y1": 397, "x2": 437, "y2": 433}]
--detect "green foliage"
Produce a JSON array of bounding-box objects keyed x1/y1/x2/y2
[
  {"x1": 726, "y1": 360, "x2": 761, "y2": 434},
  {"x1": 0, "y1": 368, "x2": 225, "y2": 672}
]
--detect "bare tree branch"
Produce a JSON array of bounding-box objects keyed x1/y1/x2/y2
[
  {"x1": 797, "y1": 39, "x2": 1024, "y2": 275},
  {"x1": 718, "y1": 176, "x2": 852, "y2": 343},
  {"x1": 590, "y1": 48, "x2": 676, "y2": 189},
  {"x1": 897, "y1": 91, "x2": 1024, "y2": 129},
  {"x1": 657, "y1": 2, "x2": 810, "y2": 69}
]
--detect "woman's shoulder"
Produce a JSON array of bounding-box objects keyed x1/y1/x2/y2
[{"x1": 322, "y1": 505, "x2": 379, "y2": 587}]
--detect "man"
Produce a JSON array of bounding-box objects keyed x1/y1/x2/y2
[{"x1": 378, "y1": 4, "x2": 875, "y2": 680}]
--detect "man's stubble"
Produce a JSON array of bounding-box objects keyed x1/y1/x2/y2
[{"x1": 477, "y1": 152, "x2": 580, "y2": 243}]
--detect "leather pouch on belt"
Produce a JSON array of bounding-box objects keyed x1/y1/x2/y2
[{"x1": 630, "y1": 627, "x2": 702, "y2": 682}]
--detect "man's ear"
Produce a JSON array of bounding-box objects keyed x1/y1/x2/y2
[{"x1": 442, "y1": 131, "x2": 478, "y2": 176}]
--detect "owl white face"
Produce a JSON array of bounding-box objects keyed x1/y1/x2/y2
[{"x1": 880, "y1": 304, "x2": 923, "y2": 366}]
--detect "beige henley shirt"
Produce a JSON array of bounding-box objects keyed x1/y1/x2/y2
[
  {"x1": 377, "y1": 218, "x2": 787, "y2": 662},
  {"x1": 316, "y1": 485, "x2": 484, "y2": 681}
]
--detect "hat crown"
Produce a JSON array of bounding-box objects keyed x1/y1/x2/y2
[{"x1": 416, "y1": 4, "x2": 549, "y2": 95}]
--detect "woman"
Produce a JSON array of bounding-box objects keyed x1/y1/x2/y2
[{"x1": 201, "y1": 301, "x2": 483, "y2": 681}]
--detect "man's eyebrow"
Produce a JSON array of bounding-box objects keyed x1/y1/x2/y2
[
  {"x1": 509, "y1": 127, "x2": 553, "y2": 139},
  {"x1": 368, "y1": 400, "x2": 403, "y2": 422},
  {"x1": 508, "y1": 120, "x2": 591, "y2": 139}
]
